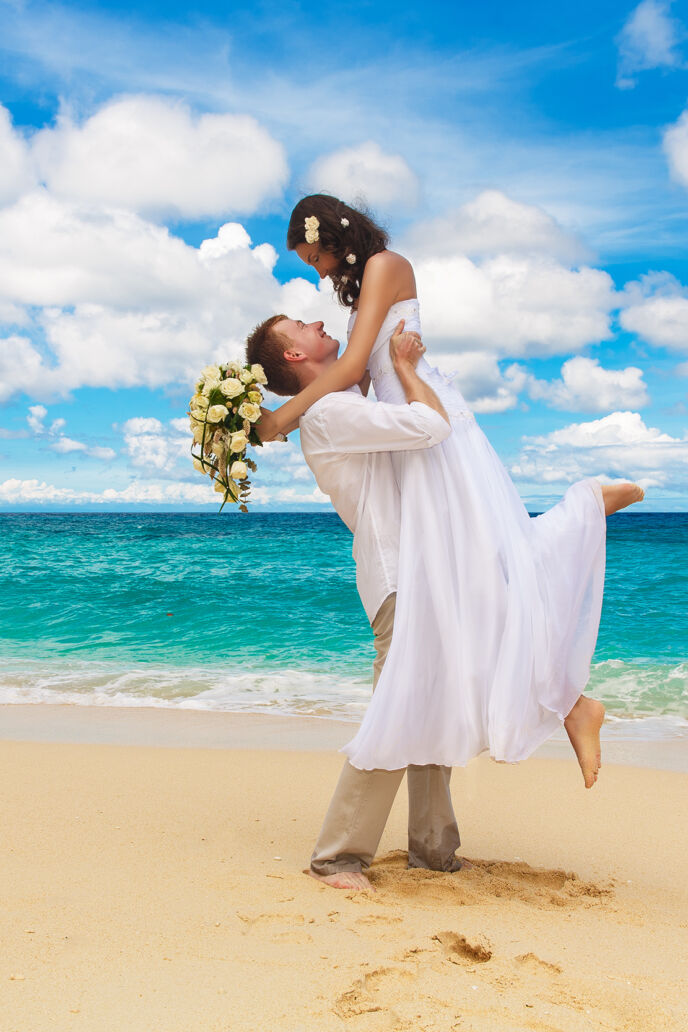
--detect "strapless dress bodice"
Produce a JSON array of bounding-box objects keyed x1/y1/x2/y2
[{"x1": 347, "y1": 298, "x2": 475, "y2": 420}]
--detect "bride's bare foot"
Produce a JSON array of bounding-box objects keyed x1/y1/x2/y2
[
  {"x1": 564, "y1": 696, "x2": 605, "y2": 788},
  {"x1": 306, "y1": 869, "x2": 374, "y2": 891},
  {"x1": 601, "y1": 482, "x2": 644, "y2": 516}
]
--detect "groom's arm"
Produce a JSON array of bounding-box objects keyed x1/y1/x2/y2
[
  {"x1": 390, "y1": 333, "x2": 449, "y2": 424},
  {"x1": 303, "y1": 392, "x2": 450, "y2": 455},
  {"x1": 302, "y1": 341, "x2": 450, "y2": 455}
]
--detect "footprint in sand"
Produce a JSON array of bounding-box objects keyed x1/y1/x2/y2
[
  {"x1": 334, "y1": 965, "x2": 416, "y2": 1021},
  {"x1": 271, "y1": 929, "x2": 314, "y2": 944},
  {"x1": 355, "y1": 913, "x2": 403, "y2": 926},
  {"x1": 236, "y1": 910, "x2": 306, "y2": 928},
  {"x1": 368, "y1": 850, "x2": 612, "y2": 911},
  {"x1": 515, "y1": 951, "x2": 563, "y2": 975},
  {"x1": 433, "y1": 931, "x2": 492, "y2": 964},
  {"x1": 235, "y1": 910, "x2": 313, "y2": 945}
]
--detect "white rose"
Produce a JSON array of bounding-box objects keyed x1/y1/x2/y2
[
  {"x1": 239, "y1": 369, "x2": 253, "y2": 384},
  {"x1": 202, "y1": 377, "x2": 221, "y2": 396},
  {"x1": 200, "y1": 364, "x2": 219, "y2": 381},
  {"x1": 219, "y1": 377, "x2": 243, "y2": 399},
  {"x1": 230, "y1": 431, "x2": 248, "y2": 453},
  {"x1": 238, "y1": 402, "x2": 261, "y2": 423},
  {"x1": 206, "y1": 404, "x2": 229, "y2": 422},
  {"x1": 192, "y1": 424, "x2": 205, "y2": 443},
  {"x1": 230, "y1": 460, "x2": 248, "y2": 480},
  {"x1": 304, "y1": 215, "x2": 320, "y2": 244},
  {"x1": 191, "y1": 393, "x2": 209, "y2": 410},
  {"x1": 247, "y1": 390, "x2": 262, "y2": 404},
  {"x1": 250, "y1": 364, "x2": 268, "y2": 384}
]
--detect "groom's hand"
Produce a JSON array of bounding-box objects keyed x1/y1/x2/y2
[{"x1": 390, "y1": 319, "x2": 425, "y2": 369}]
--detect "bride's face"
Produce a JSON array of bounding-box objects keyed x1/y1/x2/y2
[{"x1": 295, "y1": 242, "x2": 340, "y2": 280}]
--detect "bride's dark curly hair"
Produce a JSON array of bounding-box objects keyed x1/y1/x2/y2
[{"x1": 287, "y1": 194, "x2": 389, "y2": 309}]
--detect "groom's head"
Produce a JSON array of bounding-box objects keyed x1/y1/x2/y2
[{"x1": 246, "y1": 316, "x2": 339, "y2": 396}]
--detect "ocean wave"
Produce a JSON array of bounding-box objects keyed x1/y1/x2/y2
[
  {"x1": 588, "y1": 658, "x2": 688, "y2": 717},
  {"x1": 0, "y1": 659, "x2": 371, "y2": 721},
  {"x1": 1, "y1": 656, "x2": 686, "y2": 738}
]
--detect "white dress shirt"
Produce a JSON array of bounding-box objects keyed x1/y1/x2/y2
[{"x1": 299, "y1": 387, "x2": 451, "y2": 624}]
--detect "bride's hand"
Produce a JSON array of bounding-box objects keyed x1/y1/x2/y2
[
  {"x1": 255, "y1": 407, "x2": 287, "y2": 443},
  {"x1": 390, "y1": 319, "x2": 425, "y2": 369}
]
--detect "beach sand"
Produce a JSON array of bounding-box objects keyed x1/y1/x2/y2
[{"x1": 1, "y1": 706, "x2": 687, "y2": 1032}]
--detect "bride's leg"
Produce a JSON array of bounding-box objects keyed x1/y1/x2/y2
[
  {"x1": 601, "y1": 482, "x2": 644, "y2": 516},
  {"x1": 564, "y1": 696, "x2": 605, "y2": 789}
]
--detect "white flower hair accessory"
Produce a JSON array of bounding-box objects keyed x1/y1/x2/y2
[
  {"x1": 346, "y1": 253, "x2": 357, "y2": 264},
  {"x1": 304, "y1": 216, "x2": 319, "y2": 244},
  {"x1": 340, "y1": 217, "x2": 349, "y2": 227}
]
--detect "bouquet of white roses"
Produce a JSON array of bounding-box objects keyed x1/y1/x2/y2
[{"x1": 189, "y1": 360, "x2": 268, "y2": 512}]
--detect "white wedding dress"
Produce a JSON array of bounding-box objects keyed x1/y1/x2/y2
[{"x1": 342, "y1": 298, "x2": 606, "y2": 771}]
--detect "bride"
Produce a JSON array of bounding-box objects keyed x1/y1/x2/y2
[{"x1": 258, "y1": 194, "x2": 644, "y2": 787}]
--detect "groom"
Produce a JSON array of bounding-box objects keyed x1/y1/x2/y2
[{"x1": 246, "y1": 314, "x2": 467, "y2": 890}]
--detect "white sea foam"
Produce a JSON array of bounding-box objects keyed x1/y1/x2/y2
[
  {"x1": 588, "y1": 658, "x2": 688, "y2": 716},
  {"x1": 0, "y1": 661, "x2": 371, "y2": 721},
  {"x1": 1, "y1": 657, "x2": 686, "y2": 738}
]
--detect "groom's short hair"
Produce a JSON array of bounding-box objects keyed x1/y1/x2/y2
[{"x1": 246, "y1": 315, "x2": 302, "y2": 396}]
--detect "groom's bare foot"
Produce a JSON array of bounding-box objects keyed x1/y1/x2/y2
[
  {"x1": 601, "y1": 482, "x2": 644, "y2": 516},
  {"x1": 306, "y1": 869, "x2": 374, "y2": 891},
  {"x1": 564, "y1": 696, "x2": 605, "y2": 789}
]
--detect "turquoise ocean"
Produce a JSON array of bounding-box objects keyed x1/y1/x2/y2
[{"x1": 1, "y1": 513, "x2": 686, "y2": 739}]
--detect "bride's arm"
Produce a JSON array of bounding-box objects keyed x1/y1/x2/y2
[{"x1": 260, "y1": 253, "x2": 412, "y2": 437}]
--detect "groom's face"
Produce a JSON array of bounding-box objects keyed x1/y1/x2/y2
[{"x1": 275, "y1": 318, "x2": 340, "y2": 367}]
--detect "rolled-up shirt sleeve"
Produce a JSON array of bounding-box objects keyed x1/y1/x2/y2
[{"x1": 303, "y1": 392, "x2": 451, "y2": 454}]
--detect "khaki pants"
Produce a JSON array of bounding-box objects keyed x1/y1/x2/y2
[{"x1": 310, "y1": 594, "x2": 461, "y2": 875}]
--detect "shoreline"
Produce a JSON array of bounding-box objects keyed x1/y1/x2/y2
[{"x1": 2, "y1": 702, "x2": 688, "y2": 771}]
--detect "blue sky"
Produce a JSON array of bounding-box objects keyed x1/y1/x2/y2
[{"x1": 0, "y1": 0, "x2": 687, "y2": 510}]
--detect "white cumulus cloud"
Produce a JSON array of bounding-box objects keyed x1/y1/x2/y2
[
  {"x1": 664, "y1": 108, "x2": 688, "y2": 190},
  {"x1": 33, "y1": 95, "x2": 289, "y2": 219},
  {"x1": 511, "y1": 411, "x2": 688, "y2": 489},
  {"x1": 122, "y1": 416, "x2": 190, "y2": 475},
  {"x1": 400, "y1": 193, "x2": 615, "y2": 358},
  {"x1": 307, "y1": 141, "x2": 419, "y2": 211},
  {"x1": 615, "y1": 0, "x2": 686, "y2": 89},
  {"x1": 619, "y1": 272, "x2": 688, "y2": 352},
  {"x1": 0, "y1": 190, "x2": 204, "y2": 310},
  {"x1": 404, "y1": 190, "x2": 590, "y2": 264},
  {"x1": 413, "y1": 254, "x2": 615, "y2": 356},
  {"x1": 526, "y1": 356, "x2": 649, "y2": 412},
  {"x1": 0, "y1": 105, "x2": 35, "y2": 206},
  {"x1": 0, "y1": 337, "x2": 47, "y2": 402},
  {"x1": 0, "y1": 202, "x2": 343, "y2": 401}
]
